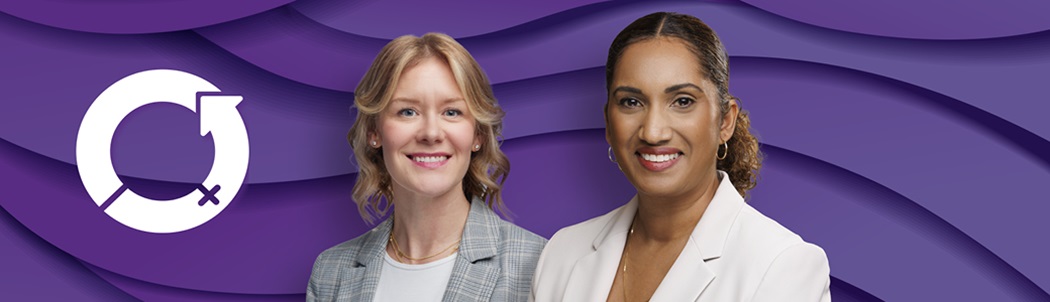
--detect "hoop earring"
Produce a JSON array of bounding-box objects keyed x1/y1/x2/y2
[
  {"x1": 717, "y1": 141, "x2": 728, "y2": 160},
  {"x1": 608, "y1": 146, "x2": 617, "y2": 163}
]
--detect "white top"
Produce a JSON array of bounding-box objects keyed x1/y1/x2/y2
[
  {"x1": 531, "y1": 171, "x2": 831, "y2": 302},
  {"x1": 373, "y1": 252, "x2": 458, "y2": 302}
]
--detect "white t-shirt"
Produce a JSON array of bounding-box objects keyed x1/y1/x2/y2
[{"x1": 373, "y1": 252, "x2": 458, "y2": 302}]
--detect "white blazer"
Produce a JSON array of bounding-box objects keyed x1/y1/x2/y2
[{"x1": 531, "y1": 172, "x2": 831, "y2": 301}]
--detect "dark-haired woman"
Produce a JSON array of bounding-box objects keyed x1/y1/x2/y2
[{"x1": 531, "y1": 12, "x2": 830, "y2": 302}]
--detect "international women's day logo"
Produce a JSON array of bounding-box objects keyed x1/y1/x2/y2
[{"x1": 76, "y1": 69, "x2": 248, "y2": 233}]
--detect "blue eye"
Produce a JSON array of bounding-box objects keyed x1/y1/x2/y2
[
  {"x1": 618, "y1": 98, "x2": 642, "y2": 108},
  {"x1": 672, "y1": 97, "x2": 695, "y2": 108},
  {"x1": 443, "y1": 109, "x2": 463, "y2": 117},
  {"x1": 397, "y1": 108, "x2": 418, "y2": 117}
]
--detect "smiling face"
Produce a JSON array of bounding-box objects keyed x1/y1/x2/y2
[
  {"x1": 606, "y1": 37, "x2": 736, "y2": 200},
  {"x1": 371, "y1": 56, "x2": 480, "y2": 200}
]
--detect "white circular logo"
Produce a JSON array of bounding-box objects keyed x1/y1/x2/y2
[{"x1": 76, "y1": 69, "x2": 249, "y2": 233}]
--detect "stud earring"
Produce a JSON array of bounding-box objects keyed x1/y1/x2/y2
[
  {"x1": 474, "y1": 144, "x2": 481, "y2": 151},
  {"x1": 371, "y1": 141, "x2": 377, "y2": 147}
]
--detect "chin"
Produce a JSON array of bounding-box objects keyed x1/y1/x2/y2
[
  {"x1": 405, "y1": 175, "x2": 465, "y2": 197},
  {"x1": 628, "y1": 179, "x2": 688, "y2": 199},
  {"x1": 409, "y1": 184, "x2": 456, "y2": 197},
  {"x1": 637, "y1": 187, "x2": 688, "y2": 199}
]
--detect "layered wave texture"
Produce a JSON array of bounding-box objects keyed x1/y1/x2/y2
[{"x1": 2, "y1": 0, "x2": 1050, "y2": 300}]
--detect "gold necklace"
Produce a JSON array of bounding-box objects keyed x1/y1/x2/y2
[
  {"x1": 388, "y1": 225, "x2": 461, "y2": 262},
  {"x1": 622, "y1": 224, "x2": 635, "y2": 302}
]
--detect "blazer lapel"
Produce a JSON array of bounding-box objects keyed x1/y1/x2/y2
[
  {"x1": 649, "y1": 171, "x2": 744, "y2": 301},
  {"x1": 563, "y1": 173, "x2": 744, "y2": 302},
  {"x1": 647, "y1": 238, "x2": 715, "y2": 302},
  {"x1": 442, "y1": 198, "x2": 501, "y2": 301},
  {"x1": 343, "y1": 219, "x2": 391, "y2": 301},
  {"x1": 563, "y1": 198, "x2": 638, "y2": 301}
]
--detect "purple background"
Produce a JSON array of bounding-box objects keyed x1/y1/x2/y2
[{"x1": 2, "y1": 0, "x2": 1049, "y2": 300}]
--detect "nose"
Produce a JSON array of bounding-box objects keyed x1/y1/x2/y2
[
  {"x1": 417, "y1": 112, "x2": 444, "y2": 144},
  {"x1": 638, "y1": 107, "x2": 671, "y2": 145}
]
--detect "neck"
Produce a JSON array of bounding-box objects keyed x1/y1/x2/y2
[
  {"x1": 633, "y1": 170, "x2": 721, "y2": 243},
  {"x1": 388, "y1": 185, "x2": 471, "y2": 262}
]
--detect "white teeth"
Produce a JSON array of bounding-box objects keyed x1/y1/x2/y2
[
  {"x1": 413, "y1": 156, "x2": 448, "y2": 163},
  {"x1": 641, "y1": 153, "x2": 679, "y2": 163}
]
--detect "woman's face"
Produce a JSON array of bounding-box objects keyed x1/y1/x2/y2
[
  {"x1": 372, "y1": 57, "x2": 480, "y2": 200},
  {"x1": 606, "y1": 37, "x2": 736, "y2": 199}
]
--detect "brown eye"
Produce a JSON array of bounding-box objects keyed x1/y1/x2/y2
[
  {"x1": 672, "y1": 97, "x2": 695, "y2": 108},
  {"x1": 618, "y1": 98, "x2": 642, "y2": 108}
]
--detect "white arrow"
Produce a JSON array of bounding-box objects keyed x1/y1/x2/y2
[
  {"x1": 77, "y1": 69, "x2": 249, "y2": 234},
  {"x1": 198, "y1": 95, "x2": 249, "y2": 210}
]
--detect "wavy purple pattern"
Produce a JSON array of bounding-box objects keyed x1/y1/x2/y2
[
  {"x1": 0, "y1": 0, "x2": 292, "y2": 34},
  {"x1": 2, "y1": 0, "x2": 1049, "y2": 300},
  {"x1": 6, "y1": 2, "x2": 1050, "y2": 183},
  {"x1": 289, "y1": 0, "x2": 611, "y2": 39},
  {"x1": 741, "y1": 0, "x2": 1050, "y2": 39},
  {"x1": 0, "y1": 205, "x2": 134, "y2": 301},
  {"x1": 0, "y1": 13, "x2": 357, "y2": 184},
  {"x1": 85, "y1": 262, "x2": 302, "y2": 301},
  {"x1": 757, "y1": 143, "x2": 1047, "y2": 301}
]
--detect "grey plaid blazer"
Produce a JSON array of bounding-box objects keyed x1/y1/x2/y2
[{"x1": 307, "y1": 198, "x2": 547, "y2": 301}]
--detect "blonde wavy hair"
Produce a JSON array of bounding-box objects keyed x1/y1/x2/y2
[{"x1": 348, "y1": 33, "x2": 510, "y2": 224}]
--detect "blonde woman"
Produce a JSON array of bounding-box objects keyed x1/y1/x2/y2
[{"x1": 308, "y1": 33, "x2": 545, "y2": 302}]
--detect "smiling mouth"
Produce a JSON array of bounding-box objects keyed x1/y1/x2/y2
[
  {"x1": 410, "y1": 155, "x2": 450, "y2": 163},
  {"x1": 635, "y1": 150, "x2": 683, "y2": 172},
  {"x1": 639, "y1": 153, "x2": 680, "y2": 163}
]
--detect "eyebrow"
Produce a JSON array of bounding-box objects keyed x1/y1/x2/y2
[
  {"x1": 612, "y1": 83, "x2": 703, "y2": 95},
  {"x1": 389, "y1": 97, "x2": 465, "y2": 105},
  {"x1": 665, "y1": 83, "x2": 703, "y2": 94},
  {"x1": 389, "y1": 97, "x2": 419, "y2": 105},
  {"x1": 612, "y1": 86, "x2": 642, "y2": 95},
  {"x1": 442, "y1": 97, "x2": 466, "y2": 105}
]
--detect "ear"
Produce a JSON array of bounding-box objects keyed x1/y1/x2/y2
[
  {"x1": 472, "y1": 135, "x2": 482, "y2": 152},
  {"x1": 719, "y1": 98, "x2": 739, "y2": 143}
]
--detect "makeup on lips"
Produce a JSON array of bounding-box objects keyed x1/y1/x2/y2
[
  {"x1": 636, "y1": 147, "x2": 682, "y2": 172},
  {"x1": 408, "y1": 152, "x2": 451, "y2": 169}
]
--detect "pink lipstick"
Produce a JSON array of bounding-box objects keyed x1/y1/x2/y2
[{"x1": 636, "y1": 147, "x2": 682, "y2": 172}]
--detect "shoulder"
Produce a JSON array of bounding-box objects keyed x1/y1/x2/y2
[
  {"x1": 492, "y1": 217, "x2": 548, "y2": 258},
  {"x1": 310, "y1": 222, "x2": 394, "y2": 278},
  {"x1": 711, "y1": 201, "x2": 817, "y2": 270},
  {"x1": 307, "y1": 227, "x2": 384, "y2": 299},
  {"x1": 767, "y1": 242, "x2": 828, "y2": 271},
  {"x1": 544, "y1": 206, "x2": 619, "y2": 257},
  {"x1": 718, "y1": 204, "x2": 830, "y2": 299},
  {"x1": 314, "y1": 236, "x2": 366, "y2": 267},
  {"x1": 453, "y1": 208, "x2": 546, "y2": 301},
  {"x1": 467, "y1": 200, "x2": 547, "y2": 256},
  {"x1": 726, "y1": 203, "x2": 817, "y2": 255},
  {"x1": 750, "y1": 242, "x2": 831, "y2": 300},
  {"x1": 532, "y1": 205, "x2": 624, "y2": 297},
  {"x1": 707, "y1": 171, "x2": 825, "y2": 268},
  {"x1": 311, "y1": 227, "x2": 382, "y2": 277},
  {"x1": 737, "y1": 204, "x2": 829, "y2": 288}
]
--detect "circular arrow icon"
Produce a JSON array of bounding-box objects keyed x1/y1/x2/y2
[{"x1": 76, "y1": 69, "x2": 249, "y2": 234}]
